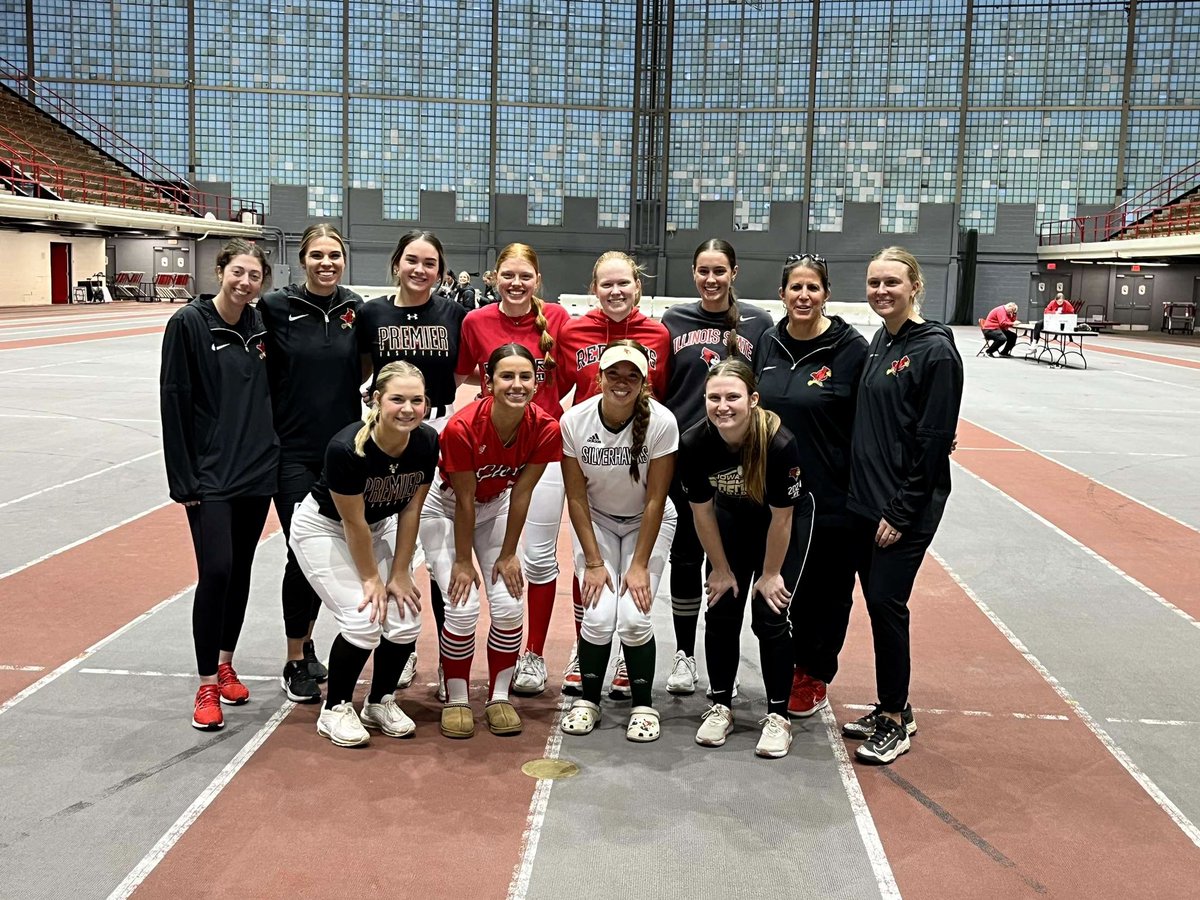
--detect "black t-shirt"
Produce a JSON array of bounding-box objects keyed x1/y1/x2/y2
[
  {"x1": 357, "y1": 295, "x2": 467, "y2": 407},
  {"x1": 678, "y1": 418, "x2": 804, "y2": 528},
  {"x1": 310, "y1": 422, "x2": 438, "y2": 524}
]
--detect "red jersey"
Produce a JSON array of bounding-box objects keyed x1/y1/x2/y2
[
  {"x1": 438, "y1": 397, "x2": 563, "y2": 503},
  {"x1": 556, "y1": 307, "x2": 671, "y2": 402},
  {"x1": 456, "y1": 301, "x2": 571, "y2": 419},
  {"x1": 1045, "y1": 299, "x2": 1075, "y2": 314}
]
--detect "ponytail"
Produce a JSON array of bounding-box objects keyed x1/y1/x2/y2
[
  {"x1": 628, "y1": 382, "x2": 652, "y2": 484},
  {"x1": 353, "y1": 406, "x2": 381, "y2": 458},
  {"x1": 530, "y1": 293, "x2": 557, "y2": 373},
  {"x1": 723, "y1": 293, "x2": 741, "y2": 359}
]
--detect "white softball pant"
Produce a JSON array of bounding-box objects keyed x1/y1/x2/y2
[{"x1": 522, "y1": 460, "x2": 564, "y2": 584}]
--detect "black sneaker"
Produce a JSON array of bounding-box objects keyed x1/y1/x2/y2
[
  {"x1": 281, "y1": 660, "x2": 322, "y2": 703},
  {"x1": 855, "y1": 714, "x2": 911, "y2": 764},
  {"x1": 302, "y1": 640, "x2": 328, "y2": 683},
  {"x1": 842, "y1": 703, "x2": 917, "y2": 739}
]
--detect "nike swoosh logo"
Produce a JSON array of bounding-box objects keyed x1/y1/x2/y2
[
  {"x1": 211, "y1": 343, "x2": 231, "y2": 351},
  {"x1": 289, "y1": 313, "x2": 308, "y2": 321},
  {"x1": 761, "y1": 365, "x2": 777, "y2": 371},
  {"x1": 739, "y1": 315, "x2": 754, "y2": 322}
]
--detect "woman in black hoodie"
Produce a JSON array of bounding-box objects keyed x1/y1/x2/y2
[
  {"x1": 160, "y1": 239, "x2": 279, "y2": 731},
  {"x1": 843, "y1": 246, "x2": 963, "y2": 765},
  {"x1": 754, "y1": 253, "x2": 868, "y2": 723}
]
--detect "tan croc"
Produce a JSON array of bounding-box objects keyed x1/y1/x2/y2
[
  {"x1": 626, "y1": 706, "x2": 660, "y2": 743},
  {"x1": 484, "y1": 699, "x2": 523, "y2": 736},
  {"x1": 440, "y1": 703, "x2": 475, "y2": 739}
]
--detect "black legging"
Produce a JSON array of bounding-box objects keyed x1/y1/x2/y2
[
  {"x1": 848, "y1": 515, "x2": 935, "y2": 712},
  {"x1": 704, "y1": 510, "x2": 798, "y2": 716},
  {"x1": 274, "y1": 457, "x2": 324, "y2": 640},
  {"x1": 790, "y1": 520, "x2": 857, "y2": 685},
  {"x1": 186, "y1": 497, "x2": 271, "y2": 676},
  {"x1": 668, "y1": 476, "x2": 704, "y2": 655}
]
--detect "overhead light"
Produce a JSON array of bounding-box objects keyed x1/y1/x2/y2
[{"x1": 1066, "y1": 259, "x2": 1168, "y2": 266}]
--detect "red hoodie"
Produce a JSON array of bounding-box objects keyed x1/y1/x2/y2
[{"x1": 556, "y1": 306, "x2": 671, "y2": 402}]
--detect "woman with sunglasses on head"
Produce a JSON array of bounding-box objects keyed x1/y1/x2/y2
[
  {"x1": 358, "y1": 229, "x2": 468, "y2": 691},
  {"x1": 160, "y1": 239, "x2": 279, "y2": 730},
  {"x1": 259, "y1": 223, "x2": 364, "y2": 703},
  {"x1": 842, "y1": 246, "x2": 963, "y2": 765},
  {"x1": 288, "y1": 362, "x2": 437, "y2": 748},
  {"x1": 555, "y1": 251, "x2": 671, "y2": 696},
  {"x1": 753, "y1": 253, "x2": 868, "y2": 722},
  {"x1": 660, "y1": 238, "x2": 772, "y2": 697},
  {"x1": 423, "y1": 344, "x2": 562, "y2": 738},
  {"x1": 456, "y1": 243, "x2": 570, "y2": 698},
  {"x1": 558, "y1": 341, "x2": 677, "y2": 742},
  {"x1": 678, "y1": 358, "x2": 813, "y2": 759}
]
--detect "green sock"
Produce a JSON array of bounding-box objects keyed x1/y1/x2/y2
[
  {"x1": 578, "y1": 638, "x2": 612, "y2": 705},
  {"x1": 622, "y1": 637, "x2": 656, "y2": 708}
]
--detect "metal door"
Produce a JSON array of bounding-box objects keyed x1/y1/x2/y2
[
  {"x1": 1114, "y1": 273, "x2": 1154, "y2": 328},
  {"x1": 1030, "y1": 273, "x2": 1072, "y2": 316},
  {"x1": 154, "y1": 246, "x2": 191, "y2": 281},
  {"x1": 50, "y1": 242, "x2": 71, "y2": 304}
]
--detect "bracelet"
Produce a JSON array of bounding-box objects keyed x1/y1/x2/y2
[{"x1": 585, "y1": 561, "x2": 605, "y2": 569}]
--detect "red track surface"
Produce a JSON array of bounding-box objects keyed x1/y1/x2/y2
[
  {"x1": 1089, "y1": 343, "x2": 1200, "y2": 370},
  {"x1": 0, "y1": 324, "x2": 167, "y2": 350}
]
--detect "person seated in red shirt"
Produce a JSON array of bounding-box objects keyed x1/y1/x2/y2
[
  {"x1": 982, "y1": 302, "x2": 1020, "y2": 357},
  {"x1": 1033, "y1": 292, "x2": 1075, "y2": 341}
]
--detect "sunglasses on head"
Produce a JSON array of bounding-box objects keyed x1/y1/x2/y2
[{"x1": 786, "y1": 252, "x2": 826, "y2": 266}]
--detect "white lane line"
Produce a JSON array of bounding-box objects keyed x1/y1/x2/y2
[
  {"x1": 956, "y1": 447, "x2": 1023, "y2": 452},
  {"x1": 960, "y1": 416, "x2": 1200, "y2": 537},
  {"x1": 2, "y1": 372, "x2": 158, "y2": 379},
  {"x1": 820, "y1": 705, "x2": 902, "y2": 899},
  {"x1": 507, "y1": 695, "x2": 572, "y2": 900},
  {"x1": 953, "y1": 462, "x2": 1200, "y2": 631},
  {"x1": 932, "y1": 549, "x2": 1200, "y2": 849},
  {"x1": 78, "y1": 668, "x2": 276, "y2": 682},
  {"x1": 0, "y1": 585, "x2": 194, "y2": 719},
  {"x1": 842, "y1": 703, "x2": 1069, "y2": 722},
  {"x1": 0, "y1": 501, "x2": 171, "y2": 582},
  {"x1": 0, "y1": 414, "x2": 159, "y2": 424},
  {"x1": 0, "y1": 450, "x2": 162, "y2": 510},
  {"x1": 0, "y1": 664, "x2": 46, "y2": 672},
  {"x1": 957, "y1": 447, "x2": 1187, "y2": 457},
  {"x1": 1111, "y1": 370, "x2": 1196, "y2": 390},
  {"x1": 106, "y1": 699, "x2": 296, "y2": 900},
  {"x1": 1106, "y1": 718, "x2": 1200, "y2": 727}
]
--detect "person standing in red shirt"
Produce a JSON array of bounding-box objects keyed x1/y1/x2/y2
[
  {"x1": 456, "y1": 243, "x2": 570, "y2": 696},
  {"x1": 982, "y1": 302, "x2": 1020, "y2": 357},
  {"x1": 423, "y1": 344, "x2": 562, "y2": 738}
]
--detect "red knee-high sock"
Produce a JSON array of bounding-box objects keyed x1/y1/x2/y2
[
  {"x1": 440, "y1": 628, "x2": 474, "y2": 687},
  {"x1": 487, "y1": 623, "x2": 523, "y2": 700},
  {"x1": 525, "y1": 580, "x2": 557, "y2": 656},
  {"x1": 571, "y1": 579, "x2": 583, "y2": 638}
]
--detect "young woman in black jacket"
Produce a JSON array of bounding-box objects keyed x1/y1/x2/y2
[
  {"x1": 843, "y1": 246, "x2": 963, "y2": 765},
  {"x1": 160, "y1": 239, "x2": 279, "y2": 731},
  {"x1": 259, "y1": 223, "x2": 364, "y2": 703},
  {"x1": 754, "y1": 253, "x2": 868, "y2": 721}
]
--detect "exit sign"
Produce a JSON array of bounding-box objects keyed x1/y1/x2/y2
[
  {"x1": 1046, "y1": 262, "x2": 1057, "y2": 270},
  {"x1": 1131, "y1": 264, "x2": 1141, "y2": 272}
]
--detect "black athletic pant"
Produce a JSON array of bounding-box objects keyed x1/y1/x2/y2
[
  {"x1": 186, "y1": 497, "x2": 271, "y2": 677},
  {"x1": 667, "y1": 476, "x2": 704, "y2": 656},
  {"x1": 984, "y1": 328, "x2": 1016, "y2": 356},
  {"x1": 790, "y1": 520, "x2": 857, "y2": 685},
  {"x1": 848, "y1": 515, "x2": 935, "y2": 713},
  {"x1": 704, "y1": 512, "x2": 797, "y2": 716},
  {"x1": 275, "y1": 457, "x2": 324, "y2": 640}
]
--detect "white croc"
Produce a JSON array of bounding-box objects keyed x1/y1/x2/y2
[
  {"x1": 626, "y1": 706, "x2": 660, "y2": 743},
  {"x1": 560, "y1": 699, "x2": 601, "y2": 735}
]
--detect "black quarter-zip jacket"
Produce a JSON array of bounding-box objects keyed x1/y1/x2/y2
[
  {"x1": 847, "y1": 318, "x2": 963, "y2": 535},
  {"x1": 258, "y1": 284, "x2": 364, "y2": 464},
  {"x1": 160, "y1": 296, "x2": 279, "y2": 503},
  {"x1": 754, "y1": 315, "x2": 869, "y2": 525}
]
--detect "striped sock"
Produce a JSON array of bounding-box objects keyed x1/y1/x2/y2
[
  {"x1": 525, "y1": 580, "x2": 557, "y2": 655},
  {"x1": 440, "y1": 627, "x2": 474, "y2": 703},
  {"x1": 671, "y1": 595, "x2": 702, "y2": 657},
  {"x1": 487, "y1": 623, "x2": 523, "y2": 701}
]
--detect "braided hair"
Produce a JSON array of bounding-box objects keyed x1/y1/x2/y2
[
  {"x1": 496, "y1": 242, "x2": 557, "y2": 375},
  {"x1": 599, "y1": 339, "x2": 653, "y2": 484},
  {"x1": 693, "y1": 238, "x2": 741, "y2": 358}
]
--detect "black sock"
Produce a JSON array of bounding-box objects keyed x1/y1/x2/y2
[
  {"x1": 761, "y1": 633, "x2": 794, "y2": 717},
  {"x1": 430, "y1": 580, "x2": 446, "y2": 633},
  {"x1": 325, "y1": 634, "x2": 371, "y2": 709},
  {"x1": 368, "y1": 638, "x2": 415, "y2": 703},
  {"x1": 671, "y1": 598, "x2": 701, "y2": 657},
  {"x1": 622, "y1": 638, "x2": 656, "y2": 707},
  {"x1": 577, "y1": 638, "x2": 612, "y2": 705}
]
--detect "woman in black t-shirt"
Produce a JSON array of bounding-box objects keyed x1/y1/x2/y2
[
  {"x1": 678, "y1": 359, "x2": 813, "y2": 760},
  {"x1": 289, "y1": 361, "x2": 439, "y2": 748}
]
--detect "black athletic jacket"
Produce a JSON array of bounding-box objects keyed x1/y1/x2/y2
[
  {"x1": 160, "y1": 296, "x2": 279, "y2": 503},
  {"x1": 258, "y1": 284, "x2": 364, "y2": 463},
  {"x1": 847, "y1": 319, "x2": 963, "y2": 535},
  {"x1": 754, "y1": 316, "x2": 869, "y2": 526}
]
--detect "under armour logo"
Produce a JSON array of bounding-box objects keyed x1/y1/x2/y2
[
  {"x1": 389, "y1": 464, "x2": 398, "y2": 474},
  {"x1": 406, "y1": 313, "x2": 419, "y2": 321}
]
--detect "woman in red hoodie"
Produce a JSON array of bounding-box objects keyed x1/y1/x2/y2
[{"x1": 555, "y1": 251, "x2": 671, "y2": 694}]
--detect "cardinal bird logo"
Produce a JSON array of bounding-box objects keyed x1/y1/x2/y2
[
  {"x1": 700, "y1": 346, "x2": 721, "y2": 368},
  {"x1": 807, "y1": 365, "x2": 832, "y2": 387},
  {"x1": 256, "y1": 340, "x2": 266, "y2": 359},
  {"x1": 340, "y1": 307, "x2": 356, "y2": 330},
  {"x1": 886, "y1": 355, "x2": 910, "y2": 376}
]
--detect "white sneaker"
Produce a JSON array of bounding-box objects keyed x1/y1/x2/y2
[
  {"x1": 665, "y1": 650, "x2": 697, "y2": 695},
  {"x1": 360, "y1": 695, "x2": 416, "y2": 738},
  {"x1": 317, "y1": 701, "x2": 370, "y2": 748},
  {"x1": 695, "y1": 703, "x2": 734, "y2": 747},
  {"x1": 706, "y1": 677, "x2": 739, "y2": 701},
  {"x1": 609, "y1": 653, "x2": 630, "y2": 699},
  {"x1": 755, "y1": 712, "x2": 792, "y2": 759},
  {"x1": 436, "y1": 662, "x2": 447, "y2": 703},
  {"x1": 511, "y1": 651, "x2": 548, "y2": 695},
  {"x1": 397, "y1": 651, "x2": 417, "y2": 689}
]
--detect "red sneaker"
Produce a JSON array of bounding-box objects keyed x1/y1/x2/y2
[
  {"x1": 788, "y1": 673, "x2": 829, "y2": 718},
  {"x1": 216, "y1": 662, "x2": 250, "y2": 706},
  {"x1": 192, "y1": 684, "x2": 224, "y2": 730}
]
